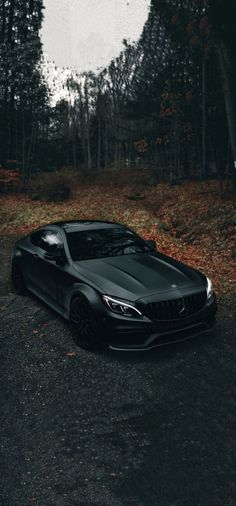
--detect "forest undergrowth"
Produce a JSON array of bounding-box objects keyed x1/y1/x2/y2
[{"x1": 0, "y1": 176, "x2": 235, "y2": 314}]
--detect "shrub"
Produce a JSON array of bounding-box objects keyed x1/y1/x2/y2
[
  {"x1": 0, "y1": 168, "x2": 20, "y2": 193},
  {"x1": 30, "y1": 169, "x2": 72, "y2": 202}
]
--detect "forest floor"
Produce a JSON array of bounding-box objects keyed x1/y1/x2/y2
[
  {"x1": 0, "y1": 175, "x2": 235, "y2": 318},
  {"x1": 1, "y1": 174, "x2": 236, "y2": 505}
]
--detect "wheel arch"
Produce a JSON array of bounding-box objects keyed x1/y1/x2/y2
[{"x1": 66, "y1": 283, "x2": 102, "y2": 319}]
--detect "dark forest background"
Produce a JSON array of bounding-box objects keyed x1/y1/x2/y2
[{"x1": 0, "y1": 0, "x2": 236, "y2": 189}]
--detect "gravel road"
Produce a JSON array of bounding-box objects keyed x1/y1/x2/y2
[{"x1": 0, "y1": 292, "x2": 236, "y2": 506}]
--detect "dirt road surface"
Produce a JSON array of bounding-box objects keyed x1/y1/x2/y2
[{"x1": 1, "y1": 291, "x2": 235, "y2": 506}]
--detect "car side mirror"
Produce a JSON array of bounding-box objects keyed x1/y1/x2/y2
[{"x1": 147, "y1": 239, "x2": 157, "y2": 249}]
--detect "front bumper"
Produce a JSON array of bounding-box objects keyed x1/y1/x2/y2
[{"x1": 102, "y1": 294, "x2": 217, "y2": 351}]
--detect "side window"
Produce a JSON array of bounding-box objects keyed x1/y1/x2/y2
[
  {"x1": 31, "y1": 230, "x2": 64, "y2": 252},
  {"x1": 41, "y1": 231, "x2": 64, "y2": 252},
  {"x1": 30, "y1": 231, "x2": 44, "y2": 247}
]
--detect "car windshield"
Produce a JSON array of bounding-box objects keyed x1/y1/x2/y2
[{"x1": 66, "y1": 228, "x2": 152, "y2": 261}]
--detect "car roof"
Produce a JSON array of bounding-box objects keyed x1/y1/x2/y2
[{"x1": 48, "y1": 220, "x2": 126, "y2": 232}]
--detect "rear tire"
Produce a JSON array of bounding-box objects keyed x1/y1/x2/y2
[
  {"x1": 11, "y1": 263, "x2": 27, "y2": 295},
  {"x1": 69, "y1": 296, "x2": 102, "y2": 351}
]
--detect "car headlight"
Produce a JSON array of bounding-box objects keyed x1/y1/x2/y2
[
  {"x1": 102, "y1": 295, "x2": 142, "y2": 317},
  {"x1": 206, "y1": 277, "x2": 214, "y2": 299}
]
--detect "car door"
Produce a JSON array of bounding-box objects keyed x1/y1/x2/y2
[
  {"x1": 22, "y1": 230, "x2": 46, "y2": 293},
  {"x1": 26, "y1": 229, "x2": 65, "y2": 304}
]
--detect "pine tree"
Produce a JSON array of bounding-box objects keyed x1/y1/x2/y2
[{"x1": 0, "y1": 0, "x2": 48, "y2": 179}]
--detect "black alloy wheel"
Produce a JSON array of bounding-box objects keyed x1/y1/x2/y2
[
  {"x1": 11, "y1": 263, "x2": 26, "y2": 295},
  {"x1": 69, "y1": 296, "x2": 102, "y2": 350}
]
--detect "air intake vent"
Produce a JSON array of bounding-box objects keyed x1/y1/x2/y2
[{"x1": 144, "y1": 291, "x2": 207, "y2": 321}]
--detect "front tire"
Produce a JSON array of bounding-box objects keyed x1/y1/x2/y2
[
  {"x1": 11, "y1": 263, "x2": 26, "y2": 295},
  {"x1": 69, "y1": 296, "x2": 102, "y2": 351}
]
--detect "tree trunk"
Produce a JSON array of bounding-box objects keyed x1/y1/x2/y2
[
  {"x1": 1, "y1": 0, "x2": 6, "y2": 42},
  {"x1": 22, "y1": 110, "x2": 26, "y2": 183},
  {"x1": 8, "y1": 0, "x2": 16, "y2": 45},
  {"x1": 72, "y1": 122, "x2": 77, "y2": 171},
  {"x1": 217, "y1": 43, "x2": 236, "y2": 170},
  {"x1": 97, "y1": 118, "x2": 101, "y2": 169},
  {"x1": 25, "y1": 122, "x2": 36, "y2": 183},
  {"x1": 86, "y1": 125, "x2": 91, "y2": 169},
  {"x1": 104, "y1": 121, "x2": 109, "y2": 168},
  {"x1": 201, "y1": 56, "x2": 207, "y2": 179}
]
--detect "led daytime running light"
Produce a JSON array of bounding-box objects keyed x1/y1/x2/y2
[
  {"x1": 206, "y1": 277, "x2": 213, "y2": 299},
  {"x1": 102, "y1": 295, "x2": 142, "y2": 317}
]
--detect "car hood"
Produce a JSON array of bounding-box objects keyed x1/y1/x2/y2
[{"x1": 73, "y1": 252, "x2": 206, "y2": 302}]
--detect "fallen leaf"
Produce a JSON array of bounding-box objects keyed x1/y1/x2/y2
[{"x1": 65, "y1": 351, "x2": 77, "y2": 357}]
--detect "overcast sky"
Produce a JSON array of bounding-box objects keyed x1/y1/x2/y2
[{"x1": 41, "y1": 0, "x2": 150, "y2": 72}]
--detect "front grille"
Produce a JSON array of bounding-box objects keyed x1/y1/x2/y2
[{"x1": 143, "y1": 291, "x2": 207, "y2": 321}]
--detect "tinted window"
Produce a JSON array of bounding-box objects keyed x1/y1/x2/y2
[
  {"x1": 31, "y1": 230, "x2": 64, "y2": 252},
  {"x1": 66, "y1": 228, "x2": 152, "y2": 261},
  {"x1": 31, "y1": 231, "x2": 44, "y2": 247}
]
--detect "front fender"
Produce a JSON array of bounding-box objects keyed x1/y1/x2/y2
[{"x1": 66, "y1": 283, "x2": 103, "y2": 319}]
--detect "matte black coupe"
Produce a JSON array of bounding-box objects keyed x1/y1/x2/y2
[{"x1": 11, "y1": 220, "x2": 217, "y2": 351}]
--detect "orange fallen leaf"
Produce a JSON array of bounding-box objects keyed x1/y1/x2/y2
[{"x1": 65, "y1": 351, "x2": 76, "y2": 357}]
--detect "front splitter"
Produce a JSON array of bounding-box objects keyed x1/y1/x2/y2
[{"x1": 108, "y1": 321, "x2": 216, "y2": 352}]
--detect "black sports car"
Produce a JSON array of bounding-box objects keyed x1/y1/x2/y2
[{"x1": 11, "y1": 220, "x2": 217, "y2": 351}]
